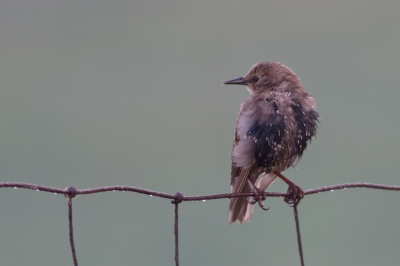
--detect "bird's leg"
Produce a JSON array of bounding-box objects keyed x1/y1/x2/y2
[
  {"x1": 247, "y1": 180, "x2": 269, "y2": 211},
  {"x1": 276, "y1": 172, "x2": 304, "y2": 206}
]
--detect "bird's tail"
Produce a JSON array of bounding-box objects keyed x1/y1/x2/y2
[{"x1": 229, "y1": 172, "x2": 277, "y2": 224}]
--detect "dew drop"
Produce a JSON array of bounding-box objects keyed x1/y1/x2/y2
[
  {"x1": 330, "y1": 190, "x2": 334, "y2": 192},
  {"x1": 54, "y1": 193, "x2": 57, "y2": 195},
  {"x1": 14, "y1": 187, "x2": 17, "y2": 189},
  {"x1": 202, "y1": 199, "x2": 206, "y2": 202},
  {"x1": 36, "y1": 189, "x2": 40, "y2": 191},
  {"x1": 150, "y1": 195, "x2": 153, "y2": 197},
  {"x1": 113, "y1": 190, "x2": 115, "y2": 192}
]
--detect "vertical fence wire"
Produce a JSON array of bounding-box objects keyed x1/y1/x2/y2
[
  {"x1": 172, "y1": 192, "x2": 183, "y2": 266},
  {"x1": 174, "y1": 202, "x2": 179, "y2": 266},
  {"x1": 66, "y1": 187, "x2": 78, "y2": 266},
  {"x1": 68, "y1": 198, "x2": 78, "y2": 266},
  {"x1": 293, "y1": 206, "x2": 304, "y2": 266}
]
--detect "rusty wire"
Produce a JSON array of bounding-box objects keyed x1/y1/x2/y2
[
  {"x1": 66, "y1": 187, "x2": 78, "y2": 266},
  {"x1": 1, "y1": 182, "x2": 399, "y2": 266}
]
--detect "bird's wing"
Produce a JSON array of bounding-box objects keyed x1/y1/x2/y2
[
  {"x1": 229, "y1": 96, "x2": 286, "y2": 223},
  {"x1": 229, "y1": 165, "x2": 253, "y2": 224},
  {"x1": 232, "y1": 97, "x2": 287, "y2": 172},
  {"x1": 230, "y1": 126, "x2": 240, "y2": 185},
  {"x1": 229, "y1": 123, "x2": 254, "y2": 224}
]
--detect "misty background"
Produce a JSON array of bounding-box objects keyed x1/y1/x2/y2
[{"x1": 0, "y1": 0, "x2": 399, "y2": 265}]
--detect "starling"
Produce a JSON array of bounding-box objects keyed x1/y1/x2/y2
[{"x1": 224, "y1": 62, "x2": 319, "y2": 224}]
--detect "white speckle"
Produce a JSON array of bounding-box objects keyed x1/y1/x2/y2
[
  {"x1": 276, "y1": 110, "x2": 280, "y2": 114},
  {"x1": 259, "y1": 153, "x2": 262, "y2": 157},
  {"x1": 202, "y1": 199, "x2": 206, "y2": 202},
  {"x1": 284, "y1": 115, "x2": 287, "y2": 119},
  {"x1": 344, "y1": 188, "x2": 347, "y2": 189},
  {"x1": 54, "y1": 193, "x2": 57, "y2": 195},
  {"x1": 14, "y1": 187, "x2": 17, "y2": 189},
  {"x1": 36, "y1": 189, "x2": 40, "y2": 191},
  {"x1": 330, "y1": 190, "x2": 334, "y2": 192}
]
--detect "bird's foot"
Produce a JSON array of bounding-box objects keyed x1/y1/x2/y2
[
  {"x1": 247, "y1": 180, "x2": 269, "y2": 211},
  {"x1": 284, "y1": 183, "x2": 304, "y2": 207}
]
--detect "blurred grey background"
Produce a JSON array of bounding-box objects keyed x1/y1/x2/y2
[{"x1": 1, "y1": 0, "x2": 399, "y2": 265}]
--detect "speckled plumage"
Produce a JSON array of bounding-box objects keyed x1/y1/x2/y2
[{"x1": 224, "y1": 62, "x2": 319, "y2": 224}]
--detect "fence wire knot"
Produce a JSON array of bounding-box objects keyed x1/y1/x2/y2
[
  {"x1": 64, "y1": 186, "x2": 77, "y2": 200},
  {"x1": 171, "y1": 192, "x2": 183, "y2": 204}
]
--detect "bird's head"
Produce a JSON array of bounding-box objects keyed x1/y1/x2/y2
[{"x1": 223, "y1": 62, "x2": 302, "y2": 94}]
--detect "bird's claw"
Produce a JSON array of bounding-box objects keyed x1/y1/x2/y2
[
  {"x1": 247, "y1": 180, "x2": 269, "y2": 211},
  {"x1": 258, "y1": 200, "x2": 270, "y2": 211},
  {"x1": 284, "y1": 183, "x2": 304, "y2": 207}
]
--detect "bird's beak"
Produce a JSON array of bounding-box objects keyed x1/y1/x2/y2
[{"x1": 223, "y1": 77, "x2": 248, "y2": 85}]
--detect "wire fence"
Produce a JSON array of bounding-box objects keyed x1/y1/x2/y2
[{"x1": 1, "y1": 182, "x2": 399, "y2": 266}]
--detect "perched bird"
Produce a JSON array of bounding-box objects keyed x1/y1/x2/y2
[{"x1": 224, "y1": 62, "x2": 319, "y2": 224}]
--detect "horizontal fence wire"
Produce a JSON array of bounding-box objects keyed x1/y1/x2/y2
[{"x1": 1, "y1": 182, "x2": 399, "y2": 266}]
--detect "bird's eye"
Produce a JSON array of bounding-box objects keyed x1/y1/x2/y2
[{"x1": 253, "y1": 76, "x2": 259, "y2": 82}]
